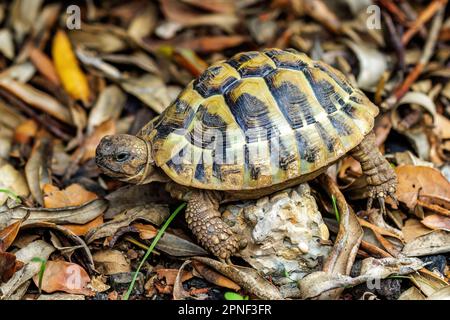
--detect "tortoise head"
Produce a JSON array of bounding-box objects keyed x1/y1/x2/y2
[{"x1": 95, "y1": 134, "x2": 154, "y2": 184}]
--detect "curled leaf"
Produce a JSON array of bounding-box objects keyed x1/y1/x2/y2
[{"x1": 192, "y1": 256, "x2": 282, "y2": 300}]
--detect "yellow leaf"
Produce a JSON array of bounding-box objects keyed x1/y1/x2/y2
[{"x1": 52, "y1": 30, "x2": 90, "y2": 104}]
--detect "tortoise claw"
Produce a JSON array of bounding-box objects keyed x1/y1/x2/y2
[
  {"x1": 367, "y1": 195, "x2": 374, "y2": 211},
  {"x1": 366, "y1": 178, "x2": 397, "y2": 214}
]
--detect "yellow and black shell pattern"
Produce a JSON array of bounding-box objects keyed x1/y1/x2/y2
[{"x1": 141, "y1": 48, "x2": 379, "y2": 190}]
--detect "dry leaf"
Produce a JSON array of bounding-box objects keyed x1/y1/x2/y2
[
  {"x1": 161, "y1": 0, "x2": 239, "y2": 32},
  {"x1": 43, "y1": 183, "x2": 98, "y2": 209},
  {"x1": 52, "y1": 30, "x2": 90, "y2": 104},
  {"x1": 0, "y1": 161, "x2": 29, "y2": 206},
  {"x1": 402, "y1": 218, "x2": 433, "y2": 243},
  {"x1": 13, "y1": 119, "x2": 38, "y2": 144},
  {"x1": 192, "y1": 257, "x2": 282, "y2": 300},
  {"x1": 0, "y1": 252, "x2": 22, "y2": 283},
  {"x1": 156, "y1": 268, "x2": 193, "y2": 286},
  {"x1": 192, "y1": 260, "x2": 240, "y2": 291},
  {"x1": 25, "y1": 137, "x2": 52, "y2": 206},
  {"x1": 402, "y1": 230, "x2": 450, "y2": 256},
  {"x1": 29, "y1": 46, "x2": 60, "y2": 86},
  {"x1": 87, "y1": 85, "x2": 126, "y2": 134},
  {"x1": 61, "y1": 215, "x2": 104, "y2": 237},
  {"x1": 0, "y1": 240, "x2": 55, "y2": 299},
  {"x1": 0, "y1": 79, "x2": 73, "y2": 124},
  {"x1": 392, "y1": 165, "x2": 450, "y2": 211},
  {"x1": 85, "y1": 204, "x2": 169, "y2": 244},
  {"x1": 93, "y1": 250, "x2": 130, "y2": 275},
  {"x1": 0, "y1": 199, "x2": 107, "y2": 230},
  {"x1": 32, "y1": 260, "x2": 93, "y2": 295},
  {"x1": 0, "y1": 221, "x2": 22, "y2": 252},
  {"x1": 132, "y1": 222, "x2": 158, "y2": 240},
  {"x1": 421, "y1": 214, "x2": 450, "y2": 231}
]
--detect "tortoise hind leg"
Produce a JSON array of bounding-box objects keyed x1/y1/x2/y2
[
  {"x1": 185, "y1": 191, "x2": 240, "y2": 263},
  {"x1": 351, "y1": 132, "x2": 398, "y2": 213}
]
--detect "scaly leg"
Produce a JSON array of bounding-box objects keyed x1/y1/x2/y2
[
  {"x1": 351, "y1": 132, "x2": 398, "y2": 213},
  {"x1": 185, "y1": 190, "x2": 240, "y2": 263}
]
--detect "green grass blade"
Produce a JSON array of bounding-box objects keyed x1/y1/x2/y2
[
  {"x1": 0, "y1": 188, "x2": 21, "y2": 203},
  {"x1": 31, "y1": 257, "x2": 47, "y2": 293},
  {"x1": 123, "y1": 202, "x2": 186, "y2": 300},
  {"x1": 331, "y1": 195, "x2": 340, "y2": 223}
]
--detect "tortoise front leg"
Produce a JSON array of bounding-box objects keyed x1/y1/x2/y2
[
  {"x1": 351, "y1": 131, "x2": 398, "y2": 213},
  {"x1": 185, "y1": 190, "x2": 240, "y2": 263}
]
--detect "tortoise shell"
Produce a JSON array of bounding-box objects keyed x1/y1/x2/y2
[{"x1": 140, "y1": 49, "x2": 379, "y2": 190}]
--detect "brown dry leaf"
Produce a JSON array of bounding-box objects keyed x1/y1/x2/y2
[
  {"x1": 61, "y1": 215, "x2": 104, "y2": 237},
  {"x1": 13, "y1": 119, "x2": 38, "y2": 144},
  {"x1": 391, "y1": 165, "x2": 450, "y2": 211},
  {"x1": 0, "y1": 160, "x2": 30, "y2": 206},
  {"x1": 181, "y1": 0, "x2": 236, "y2": 13},
  {"x1": 0, "y1": 252, "x2": 23, "y2": 283},
  {"x1": 192, "y1": 257, "x2": 282, "y2": 300},
  {"x1": 292, "y1": 0, "x2": 341, "y2": 34},
  {"x1": 0, "y1": 221, "x2": 22, "y2": 252},
  {"x1": 92, "y1": 250, "x2": 130, "y2": 275},
  {"x1": 32, "y1": 260, "x2": 93, "y2": 295},
  {"x1": 421, "y1": 214, "x2": 450, "y2": 231},
  {"x1": 81, "y1": 119, "x2": 116, "y2": 162},
  {"x1": 338, "y1": 156, "x2": 362, "y2": 182},
  {"x1": 156, "y1": 268, "x2": 193, "y2": 286},
  {"x1": 52, "y1": 30, "x2": 90, "y2": 105},
  {"x1": 0, "y1": 79, "x2": 73, "y2": 125},
  {"x1": 43, "y1": 183, "x2": 98, "y2": 209},
  {"x1": 119, "y1": 74, "x2": 171, "y2": 114},
  {"x1": 0, "y1": 199, "x2": 107, "y2": 230},
  {"x1": 87, "y1": 85, "x2": 126, "y2": 134},
  {"x1": 132, "y1": 222, "x2": 158, "y2": 240},
  {"x1": 85, "y1": 204, "x2": 169, "y2": 244},
  {"x1": 29, "y1": 46, "x2": 60, "y2": 86},
  {"x1": 402, "y1": 218, "x2": 433, "y2": 243},
  {"x1": 68, "y1": 24, "x2": 129, "y2": 53},
  {"x1": 161, "y1": 0, "x2": 239, "y2": 32},
  {"x1": 178, "y1": 35, "x2": 248, "y2": 53},
  {"x1": 127, "y1": 3, "x2": 157, "y2": 42},
  {"x1": 0, "y1": 240, "x2": 55, "y2": 299},
  {"x1": 192, "y1": 260, "x2": 240, "y2": 291}
]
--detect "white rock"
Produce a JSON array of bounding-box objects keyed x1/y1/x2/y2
[{"x1": 222, "y1": 184, "x2": 331, "y2": 284}]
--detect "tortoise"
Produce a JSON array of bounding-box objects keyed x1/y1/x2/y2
[{"x1": 95, "y1": 48, "x2": 397, "y2": 262}]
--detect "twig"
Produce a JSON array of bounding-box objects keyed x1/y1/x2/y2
[
  {"x1": 382, "y1": 7, "x2": 445, "y2": 110},
  {"x1": 401, "y1": 0, "x2": 447, "y2": 46},
  {"x1": 376, "y1": 0, "x2": 408, "y2": 26},
  {"x1": 382, "y1": 11, "x2": 405, "y2": 72}
]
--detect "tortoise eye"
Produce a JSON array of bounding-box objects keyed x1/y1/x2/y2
[{"x1": 115, "y1": 152, "x2": 130, "y2": 162}]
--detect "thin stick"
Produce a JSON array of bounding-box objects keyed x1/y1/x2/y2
[
  {"x1": 401, "y1": 0, "x2": 447, "y2": 45},
  {"x1": 382, "y1": 7, "x2": 445, "y2": 110},
  {"x1": 376, "y1": 0, "x2": 408, "y2": 25}
]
